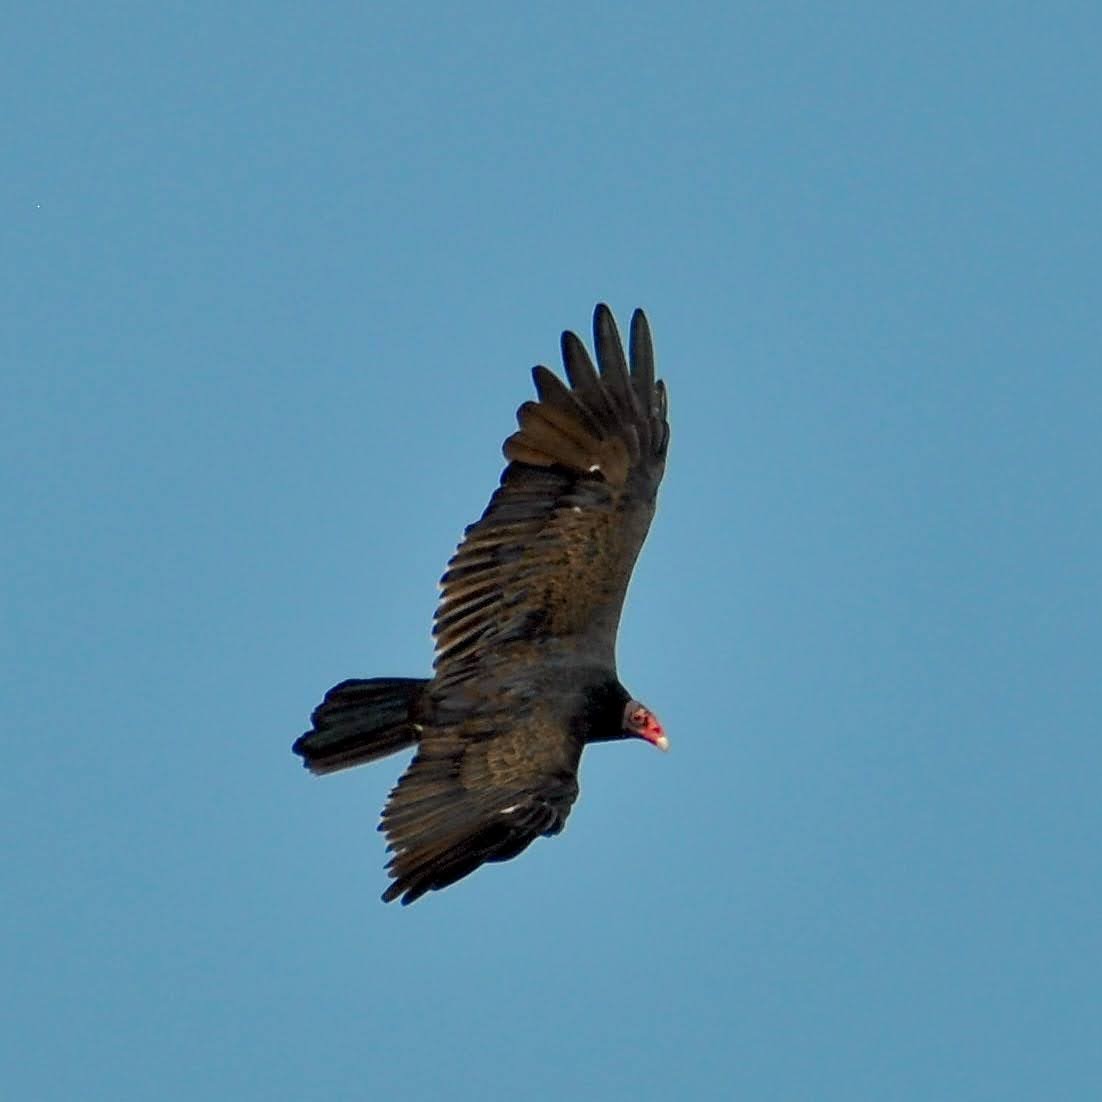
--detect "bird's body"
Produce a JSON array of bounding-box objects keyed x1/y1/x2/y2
[{"x1": 293, "y1": 304, "x2": 670, "y2": 904}]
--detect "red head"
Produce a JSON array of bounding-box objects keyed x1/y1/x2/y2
[{"x1": 623, "y1": 699, "x2": 669, "y2": 751}]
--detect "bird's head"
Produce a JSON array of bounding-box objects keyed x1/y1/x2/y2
[{"x1": 623, "y1": 699, "x2": 669, "y2": 752}]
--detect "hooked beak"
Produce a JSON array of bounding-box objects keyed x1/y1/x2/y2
[{"x1": 644, "y1": 717, "x2": 670, "y2": 753}]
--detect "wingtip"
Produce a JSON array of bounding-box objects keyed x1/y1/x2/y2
[
  {"x1": 628, "y1": 308, "x2": 655, "y2": 393},
  {"x1": 592, "y1": 303, "x2": 620, "y2": 356},
  {"x1": 560, "y1": 328, "x2": 600, "y2": 392}
]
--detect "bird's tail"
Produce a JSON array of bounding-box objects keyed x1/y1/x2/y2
[{"x1": 293, "y1": 677, "x2": 428, "y2": 775}]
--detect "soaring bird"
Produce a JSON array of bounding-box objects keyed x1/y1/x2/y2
[{"x1": 293, "y1": 304, "x2": 670, "y2": 904}]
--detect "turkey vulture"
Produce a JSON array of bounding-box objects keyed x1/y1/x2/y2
[{"x1": 293, "y1": 304, "x2": 670, "y2": 904}]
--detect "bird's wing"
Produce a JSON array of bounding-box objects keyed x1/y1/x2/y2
[
  {"x1": 432, "y1": 304, "x2": 669, "y2": 692},
  {"x1": 379, "y1": 700, "x2": 581, "y2": 904}
]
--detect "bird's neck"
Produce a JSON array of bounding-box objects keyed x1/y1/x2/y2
[{"x1": 575, "y1": 677, "x2": 630, "y2": 744}]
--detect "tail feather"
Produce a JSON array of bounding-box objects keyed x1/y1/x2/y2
[{"x1": 293, "y1": 677, "x2": 427, "y2": 775}]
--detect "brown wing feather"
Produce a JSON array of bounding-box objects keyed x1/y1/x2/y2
[
  {"x1": 432, "y1": 304, "x2": 669, "y2": 679},
  {"x1": 379, "y1": 705, "x2": 581, "y2": 904}
]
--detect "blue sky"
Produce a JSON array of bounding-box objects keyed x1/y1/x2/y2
[{"x1": 4, "y1": 4, "x2": 1100, "y2": 1099}]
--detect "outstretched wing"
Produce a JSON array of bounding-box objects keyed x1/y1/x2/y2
[
  {"x1": 432, "y1": 304, "x2": 669, "y2": 689},
  {"x1": 379, "y1": 700, "x2": 581, "y2": 904}
]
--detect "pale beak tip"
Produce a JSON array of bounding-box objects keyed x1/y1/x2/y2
[{"x1": 655, "y1": 734, "x2": 670, "y2": 752}]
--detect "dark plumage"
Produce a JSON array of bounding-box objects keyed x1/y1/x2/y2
[{"x1": 293, "y1": 304, "x2": 670, "y2": 904}]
